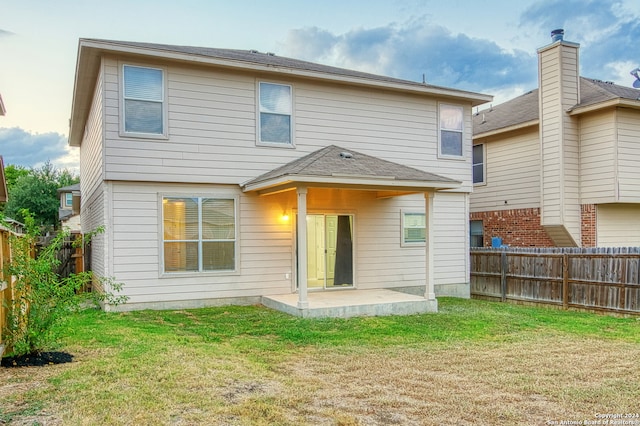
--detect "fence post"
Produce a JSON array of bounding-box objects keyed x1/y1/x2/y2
[
  {"x1": 501, "y1": 250, "x2": 507, "y2": 302},
  {"x1": 562, "y1": 254, "x2": 569, "y2": 310}
]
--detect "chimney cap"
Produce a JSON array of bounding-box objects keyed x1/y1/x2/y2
[{"x1": 551, "y1": 28, "x2": 564, "y2": 42}]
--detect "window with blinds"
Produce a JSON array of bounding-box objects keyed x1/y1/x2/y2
[
  {"x1": 402, "y1": 212, "x2": 426, "y2": 246},
  {"x1": 258, "y1": 82, "x2": 292, "y2": 145},
  {"x1": 162, "y1": 197, "x2": 236, "y2": 273},
  {"x1": 123, "y1": 65, "x2": 165, "y2": 135},
  {"x1": 439, "y1": 103, "x2": 463, "y2": 157},
  {"x1": 473, "y1": 144, "x2": 485, "y2": 184}
]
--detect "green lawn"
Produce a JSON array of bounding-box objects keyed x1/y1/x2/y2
[{"x1": 1, "y1": 298, "x2": 639, "y2": 425}]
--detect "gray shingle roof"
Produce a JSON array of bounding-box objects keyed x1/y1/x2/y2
[
  {"x1": 473, "y1": 77, "x2": 640, "y2": 136},
  {"x1": 243, "y1": 145, "x2": 460, "y2": 190},
  {"x1": 83, "y1": 38, "x2": 479, "y2": 96}
]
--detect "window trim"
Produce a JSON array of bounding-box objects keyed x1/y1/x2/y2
[
  {"x1": 256, "y1": 80, "x2": 295, "y2": 148},
  {"x1": 159, "y1": 194, "x2": 240, "y2": 277},
  {"x1": 472, "y1": 143, "x2": 486, "y2": 185},
  {"x1": 401, "y1": 210, "x2": 426, "y2": 247},
  {"x1": 120, "y1": 63, "x2": 168, "y2": 139},
  {"x1": 437, "y1": 102, "x2": 465, "y2": 159},
  {"x1": 470, "y1": 220, "x2": 484, "y2": 248}
]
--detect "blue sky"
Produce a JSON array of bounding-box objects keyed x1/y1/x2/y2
[{"x1": 1, "y1": 0, "x2": 639, "y2": 171}]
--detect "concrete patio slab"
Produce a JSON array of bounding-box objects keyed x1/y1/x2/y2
[{"x1": 262, "y1": 289, "x2": 437, "y2": 318}]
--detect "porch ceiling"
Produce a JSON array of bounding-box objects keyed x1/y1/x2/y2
[{"x1": 242, "y1": 145, "x2": 461, "y2": 195}]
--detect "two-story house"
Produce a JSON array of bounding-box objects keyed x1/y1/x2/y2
[
  {"x1": 68, "y1": 39, "x2": 491, "y2": 314},
  {"x1": 471, "y1": 30, "x2": 640, "y2": 248}
]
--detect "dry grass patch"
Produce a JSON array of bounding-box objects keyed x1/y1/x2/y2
[
  {"x1": 1, "y1": 299, "x2": 639, "y2": 425},
  {"x1": 280, "y1": 335, "x2": 640, "y2": 425}
]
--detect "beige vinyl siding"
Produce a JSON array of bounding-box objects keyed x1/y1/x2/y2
[
  {"x1": 539, "y1": 48, "x2": 564, "y2": 223},
  {"x1": 538, "y1": 42, "x2": 581, "y2": 245},
  {"x1": 109, "y1": 182, "x2": 294, "y2": 307},
  {"x1": 432, "y1": 192, "x2": 469, "y2": 296},
  {"x1": 596, "y1": 204, "x2": 640, "y2": 246},
  {"x1": 579, "y1": 110, "x2": 617, "y2": 203},
  {"x1": 616, "y1": 108, "x2": 640, "y2": 202},
  {"x1": 79, "y1": 61, "x2": 108, "y2": 278},
  {"x1": 107, "y1": 183, "x2": 465, "y2": 307},
  {"x1": 101, "y1": 58, "x2": 471, "y2": 190},
  {"x1": 82, "y1": 187, "x2": 107, "y2": 278},
  {"x1": 80, "y1": 61, "x2": 105, "y2": 214},
  {"x1": 470, "y1": 127, "x2": 540, "y2": 212}
]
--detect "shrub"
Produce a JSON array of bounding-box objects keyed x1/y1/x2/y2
[{"x1": 2, "y1": 211, "x2": 126, "y2": 357}]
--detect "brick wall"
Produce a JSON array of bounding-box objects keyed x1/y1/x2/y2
[
  {"x1": 580, "y1": 204, "x2": 596, "y2": 247},
  {"x1": 470, "y1": 208, "x2": 556, "y2": 247}
]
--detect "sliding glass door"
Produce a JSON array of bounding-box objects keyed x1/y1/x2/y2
[{"x1": 305, "y1": 214, "x2": 353, "y2": 289}]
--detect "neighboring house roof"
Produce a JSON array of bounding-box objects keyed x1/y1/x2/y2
[
  {"x1": 57, "y1": 183, "x2": 81, "y2": 194},
  {"x1": 69, "y1": 38, "x2": 492, "y2": 147},
  {"x1": 473, "y1": 77, "x2": 640, "y2": 138},
  {"x1": 243, "y1": 145, "x2": 461, "y2": 194},
  {"x1": 0, "y1": 156, "x2": 7, "y2": 203}
]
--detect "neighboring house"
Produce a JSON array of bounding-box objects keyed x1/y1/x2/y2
[
  {"x1": 58, "y1": 183, "x2": 81, "y2": 232},
  {"x1": 471, "y1": 30, "x2": 640, "y2": 248},
  {"x1": 68, "y1": 38, "x2": 491, "y2": 312}
]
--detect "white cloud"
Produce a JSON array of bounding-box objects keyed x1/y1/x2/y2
[{"x1": 0, "y1": 127, "x2": 77, "y2": 172}]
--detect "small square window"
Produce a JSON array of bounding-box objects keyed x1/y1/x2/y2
[
  {"x1": 439, "y1": 104, "x2": 463, "y2": 157},
  {"x1": 258, "y1": 82, "x2": 292, "y2": 145},
  {"x1": 402, "y1": 212, "x2": 426, "y2": 246}
]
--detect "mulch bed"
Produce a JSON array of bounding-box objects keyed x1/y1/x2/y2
[{"x1": 1, "y1": 351, "x2": 73, "y2": 368}]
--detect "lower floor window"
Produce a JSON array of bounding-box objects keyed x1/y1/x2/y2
[
  {"x1": 470, "y1": 220, "x2": 483, "y2": 247},
  {"x1": 163, "y1": 196, "x2": 236, "y2": 272},
  {"x1": 402, "y1": 212, "x2": 426, "y2": 245}
]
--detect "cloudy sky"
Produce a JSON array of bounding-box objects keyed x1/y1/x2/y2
[{"x1": 1, "y1": 0, "x2": 639, "y2": 171}]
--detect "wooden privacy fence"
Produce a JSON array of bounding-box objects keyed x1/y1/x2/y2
[
  {"x1": 471, "y1": 247, "x2": 640, "y2": 315},
  {"x1": 0, "y1": 226, "x2": 17, "y2": 356}
]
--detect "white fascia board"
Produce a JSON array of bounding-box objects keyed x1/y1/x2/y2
[{"x1": 243, "y1": 174, "x2": 462, "y2": 193}]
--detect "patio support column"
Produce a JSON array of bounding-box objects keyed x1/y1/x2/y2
[
  {"x1": 296, "y1": 186, "x2": 309, "y2": 309},
  {"x1": 424, "y1": 191, "x2": 437, "y2": 307}
]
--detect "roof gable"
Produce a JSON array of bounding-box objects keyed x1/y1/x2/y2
[{"x1": 243, "y1": 145, "x2": 460, "y2": 194}]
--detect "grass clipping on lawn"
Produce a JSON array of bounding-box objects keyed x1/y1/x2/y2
[{"x1": 1, "y1": 298, "x2": 639, "y2": 425}]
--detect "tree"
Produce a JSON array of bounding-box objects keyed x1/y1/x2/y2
[
  {"x1": 3, "y1": 161, "x2": 79, "y2": 229},
  {"x1": 4, "y1": 164, "x2": 29, "y2": 190}
]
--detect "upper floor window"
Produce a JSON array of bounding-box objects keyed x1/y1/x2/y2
[
  {"x1": 439, "y1": 104, "x2": 463, "y2": 157},
  {"x1": 258, "y1": 82, "x2": 292, "y2": 145},
  {"x1": 473, "y1": 144, "x2": 485, "y2": 184},
  {"x1": 123, "y1": 65, "x2": 165, "y2": 135},
  {"x1": 64, "y1": 193, "x2": 73, "y2": 207}
]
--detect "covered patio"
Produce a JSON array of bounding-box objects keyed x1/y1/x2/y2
[{"x1": 242, "y1": 145, "x2": 462, "y2": 318}]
